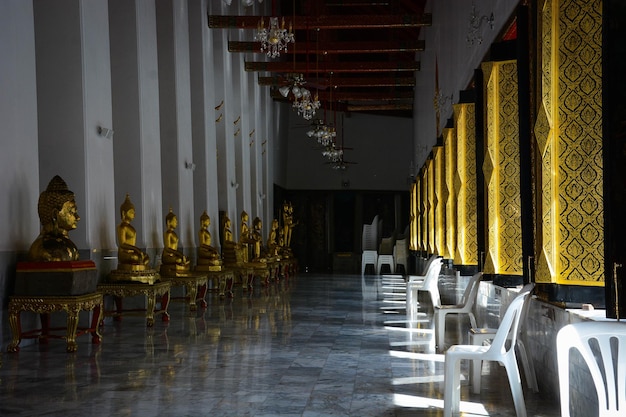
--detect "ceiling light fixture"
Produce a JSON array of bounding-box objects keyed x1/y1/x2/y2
[
  {"x1": 466, "y1": 1, "x2": 494, "y2": 46},
  {"x1": 255, "y1": 16, "x2": 294, "y2": 58}
]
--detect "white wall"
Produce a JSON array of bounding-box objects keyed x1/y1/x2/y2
[{"x1": 414, "y1": 0, "x2": 520, "y2": 170}]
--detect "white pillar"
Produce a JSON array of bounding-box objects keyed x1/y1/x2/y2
[
  {"x1": 156, "y1": 0, "x2": 195, "y2": 249},
  {"x1": 109, "y1": 0, "x2": 163, "y2": 252},
  {"x1": 34, "y1": 0, "x2": 116, "y2": 252},
  {"x1": 0, "y1": 1, "x2": 39, "y2": 251}
]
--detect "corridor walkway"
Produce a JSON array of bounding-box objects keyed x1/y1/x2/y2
[{"x1": 0, "y1": 273, "x2": 560, "y2": 416}]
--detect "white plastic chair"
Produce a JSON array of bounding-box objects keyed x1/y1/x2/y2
[
  {"x1": 406, "y1": 258, "x2": 442, "y2": 321},
  {"x1": 377, "y1": 255, "x2": 395, "y2": 275},
  {"x1": 557, "y1": 321, "x2": 626, "y2": 417},
  {"x1": 443, "y1": 287, "x2": 532, "y2": 417},
  {"x1": 361, "y1": 250, "x2": 378, "y2": 275},
  {"x1": 434, "y1": 272, "x2": 483, "y2": 352},
  {"x1": 408, "y1": 254, "x2": 440, "y2": 282},
  {"x1": 469, "y1": 283, "x2": 538, "y2": 392},
  {"x1": 393, "y1": 238, "x2": 408, "y2": 274}
]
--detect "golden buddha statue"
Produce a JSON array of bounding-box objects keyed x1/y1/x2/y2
[
  {"x1": 28, "y1": 175, "x2": 80, "y2": 262},
  {"x1": 196, "y1": 211, "x2": 223, "y2": 271},
  {"x1": 267, "y1": 218, "x2": 280, "y2": 257},
  {"x1": 240, "y1": 210, "x2": 251, "y2": 243},
  {"x1": 251, "y1": 216, "x2": 263, "y2": 260},
  {"x1": 222, "y1": 215, "x2": 234, "y2": 244},
  {"x1": 161, "y1": 208, "x2": 190, "y2": 274},
  {"x1": 116, "y1": 194, "x2": 150, "y2": 271}
]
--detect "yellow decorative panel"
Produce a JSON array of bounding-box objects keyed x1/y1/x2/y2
[
  {"x1": 443, "y1": 128, "x2": 456, "y2": 261},
  {"x1": 426, "y1": 158, "x2": 435, "y2": 254},
  {"x1": 535, "y1": 0, "x2": 604, "y2": 286},
  {"x1": 453, "y1": 103, "x2": 479, "y2": 266},
  {"x1": 482, "y1": 60, "x2": 523, "y2": 276},
  {"x1": 420, "y1": 171, "x2": 428, "y2": 252},
  {"x1": 433, "y1": 146, "x2": 447, "y2": 257},
  {"x1": 410, "y1": 181, "x2": 418, "y2": 251}
]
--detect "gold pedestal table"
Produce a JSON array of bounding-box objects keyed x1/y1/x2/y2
[
  {"x1": 7, "y1": 292, "x2": 103, "y2": 353},
  {"x1": 97, "y1": 280, "x2": 171, "y2": 327},
  {"x1": 202, "y1": 269, "x2": 235, "y2": 298},
  {"x1": 161, "y1": 271, "x2": 208, "y2": 311}
]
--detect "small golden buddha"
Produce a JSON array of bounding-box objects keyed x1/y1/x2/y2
[
  {"x1": 28, "y1": 175, "x2": 80, "y2": 262},
  {"x1": 240, "y1": 210, "x2": 251, "y2": 243},
  {"x1": 222, "y1": 215, "x2": 234, "y2": 244},
  {"x1": 116, "y1": 194, "x2": 150, "y2": 271},
  {"x1": 267, "y1": 218, "x2": 280, "y2": 257},
  {"x1": 251, "y1": 217, "x2": 263, "y2": 260},
  {"x1": 161, "y1": 208, "x2": 190, "y2": 274},
  {"x1": 197, "y1": 211, "x2": 223, "y2": 270}
]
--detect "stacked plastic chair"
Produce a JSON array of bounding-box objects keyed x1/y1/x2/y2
[{"x1": 361, "y1": 215, "x2": 379, "y2": 275}]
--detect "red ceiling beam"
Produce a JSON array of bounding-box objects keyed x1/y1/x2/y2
[
  {"x1": 208, "y1": 14, "x2": 432, "y2": 29},
  {"x1": 246, "y1": 61, "x2": 420, "y2": 73},
  {"x1": 229, "y1": 40, "x2": 425, "y2": 54}
]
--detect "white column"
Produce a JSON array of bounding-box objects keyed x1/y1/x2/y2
[
  {"x1": 109, "y1": 0, "x2": 163, "y2": 251},
  {"x1": 189, "y1": 0, "x2": 220, "y2": 250},
  {"x1": 156, "y1": 0, "x2": 195, "y2": 249},
  {"x1": 0, "y1": 1, "x2": 39, "y2": 251},
  {"x1": 34, "y1": 0, "x2": 116, "y2": 252}
]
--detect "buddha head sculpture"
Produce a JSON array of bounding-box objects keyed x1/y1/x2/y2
[{"x1": 28, "y1": 175, "x2": 80, "y2": 262}]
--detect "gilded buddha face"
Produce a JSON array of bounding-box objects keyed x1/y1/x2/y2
[{"x1": 57, "y1": 200, "x2": 80, "y2": 231}]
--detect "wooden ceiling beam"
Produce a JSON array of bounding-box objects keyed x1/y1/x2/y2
[
  {"x1": 271, "y1": 90, "x2": 413, "y2": 101},
  {"x1": 208, "y1": 14, "x2": 432, "y2": 29},
  {"x1": 229, "y1": 40, "x2": 425, "y2": 54},
  {"x1": 246, "y1": 61, "x2": 420, "y2": 73},
  {"x1": 259, "y1": 76, "x2": 415, "y2": 88}
]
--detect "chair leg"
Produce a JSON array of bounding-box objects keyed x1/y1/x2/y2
[
  {"x1": 503, "y1": 354, "x2": 527, "y2": 417},
  {"x1": 517, "y1": 340, "x2": 538, "y2": 392},
  {"x1": 435, "y1": 310, "x2": 445, "y2": 352},
  {"x1": 468, "y1": 312, "x2": 477, "y2": 330},
  {"x1": 471, "y1": 358, "x2": 482, "y2": 394},
  {"x1": 443, "y1": 356, "x2": 462, "y2": 417}
]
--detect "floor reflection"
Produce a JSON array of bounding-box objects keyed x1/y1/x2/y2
[{"x1": 0, "y1": 273, "x2": 559, "y2": 416}]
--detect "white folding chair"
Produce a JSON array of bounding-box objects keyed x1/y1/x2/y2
[
  {"x1": 443, "y1": 287, "x2": 532, "y2": 417},
  {"x1": 434, "y1": 272, "x2": 483, "y2": 352},
  {"x1": 406, "y1": 258, "x2": 442, "y2": 321},
  {"x1": 469, "y1": 283, "x2": 538, "y2": 392},
  {"x1": 557, "y1": 321, "x2": 626, "y2": 417}
]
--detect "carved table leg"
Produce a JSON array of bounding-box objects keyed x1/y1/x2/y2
[
  {"x1": 91, "y1": 304, "x2": 102, "y2": 344},
  {"x1": 7, "y1": 309, "x2": 21, "y2": 353},
  {"x1": 160, "y1": 291, "x2": 170, "y2": 322},
  {"x1": 65, "y1": 308, "x2": 80, "y2": 353},
  {"x1": 198, "y1": 283, "x2": 208, "y2": 309},
  {"x1": 186, "y1": 283, "x2": 198, "y2": 312},
  {"x1": 114, "y1": 296, "x2": 124, "y2": 321},
  {"x1": 145, "y1": 291, "x2": 156, "y2": 327}
]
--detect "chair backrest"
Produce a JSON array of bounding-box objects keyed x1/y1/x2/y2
[
  {"x1": 421, "y1": 254, "x2": 440, "y2": 276},
  {"x1": 457, "y1": 272, "x2": 483, "y2": 308},
  {"x1": 487, "y1": 287, "x2": 532, "y2": 357},
  {"x1": 557, "y1": 321, "x2": 626, "y2": 417},
  {"x1": 422, "y1": 259, "x2": 443, "y2": 308}
]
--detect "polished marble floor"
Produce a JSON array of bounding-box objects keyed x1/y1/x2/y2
[{"x1": 0, "y1": 273, "x2": 561, "y2": 416}]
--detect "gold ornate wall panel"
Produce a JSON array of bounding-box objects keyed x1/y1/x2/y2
[
  {"x1": 482, "y1": 60, "x2": 523, "y2": 276},
  {"x1": 433, "y1": 146, "x2": 447, "y2": 257},
  {"x1": 426, "y1": 158, "x2": 435, "y2": 254},
  {"x1": 535, "y1": 0, "x2": 604, "y2": 286},
  {"x1": 420, "y1": 171, "x2": 428, "y2": 252},
  {"x1": 443, "y1": 128, "x2": 457, "y2": 261},
  {"x1": 410, "y1": 181, "x2": 418, "y2": 251},
  {"x1": 453, "y1": 103, "x2": 479, "y2": 266}
]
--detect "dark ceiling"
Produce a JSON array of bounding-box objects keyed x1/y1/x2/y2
[{"x1": 209, "y1": 0, "x2": 429, "y2": 118}]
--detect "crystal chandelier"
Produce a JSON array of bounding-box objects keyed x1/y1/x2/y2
[
  {"x1": 322, "y1": 142, "x2": 343, "y2": 162},
  {"x1": 255, "y1": 16, "x2": 295, "y2": 58},
  {"x1": 306, "y1": 120, "x2": 336, "y2": 146},
  {"x1": 293, "y1": 89, "x2": 320, "y2": 120}
]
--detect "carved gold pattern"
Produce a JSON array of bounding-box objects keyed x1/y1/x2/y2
[
  {"x1": 482, "y1": 60, "x2": 523, "y2": 276},
  {"x1": 420, "y1": 170, "x2": 428, "y2": 252},
  {"x1": 433, "y1": 146, "x2": 447, "y2": 258},
  {"x1": 426, "y1": 158, "x2": 435, "y2": 254},
  {"x1": 7, "y1": 292, "x2": 103, "y2": 353},
  {"x1": 443, "y1": 127, "x2": 456, "y2": 261},
  {"x1": 453, "y1": 103, "x2": 479, "y2": 266},
  {"x1": 410, "y1": 182, "x2": 418, "y2": 251},
  {"x1": 535, "y1": 0, "x2": 604, "y2": 285}
]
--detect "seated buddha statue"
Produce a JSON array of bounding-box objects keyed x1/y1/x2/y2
[
  {"x1": 251, "y1": 217, "x2": 264, "y2": 260},
  {"x1": 116, "y1": 194, "x2": 150, "y2": 271},
  {"x1": 222, "y1": 215, "x2": 234, "y2": 245},
  {"x1": 161, "y1": 208, "x2": 190, "y2": 274},
  {"x1": 197, "y1": 210, "x2": 222, "y2": 269},
  {"x1": 239, "y1": 211, "x2": 253, "y2": 261},
  {"x1": 267, "y1": 219, "x2": 280, "y2": 257},
  {"x1": 28, "y1": 175, "x2": 81, "y2": 262}
]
